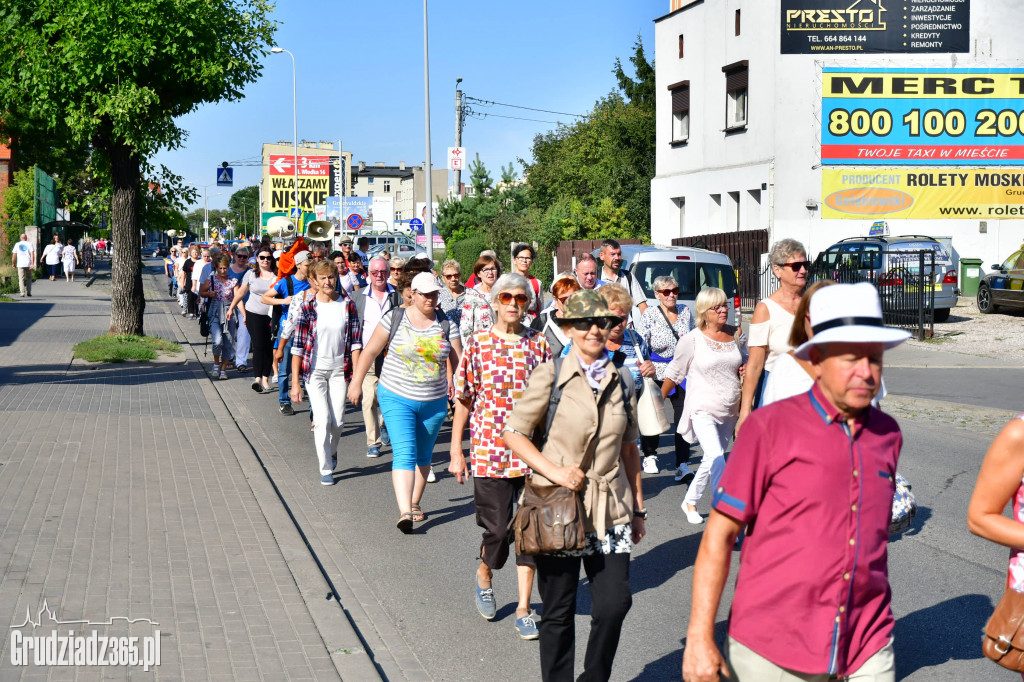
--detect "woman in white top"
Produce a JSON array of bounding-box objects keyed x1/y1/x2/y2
[
  {"x1": 762, "y1": 279, "x2": 887, "y2": 407},
  {"x1": 662, "y1": 288, "x2": 748, "y2": 525},
  {"x1": 228, "y1": 247, "x2": 278, "y2": 393},
  {"x1": 61, "y1": 241, "x2": 79, "y2": 282},
  {"x1": 41, "y1": 236, "x2": 62, "y2": 280},
  {"x1": 737, "y1": 238, "x2": 807, "y2": 432},
  {"x1": 290, "y1": 260, "x2": 362, "y2": 486},
  {"x1": 459, "y1": 255, "x2": 501, "y2": 341}
]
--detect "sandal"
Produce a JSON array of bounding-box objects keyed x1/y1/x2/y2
[
  {"x1": 397, "y1": 513, "x2": 414, "y2": 534},
  {"x1": 410, "y1": 504, "x2": 426, "y2": 522}
]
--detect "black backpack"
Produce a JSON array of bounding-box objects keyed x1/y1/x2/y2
[{"x1": 270, "y1": 276, "x2": 294, "y2": 341}]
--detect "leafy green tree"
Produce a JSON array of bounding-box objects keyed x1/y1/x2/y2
[
  {"x1": 0, "y1": 0, "x2": 276, "y2": 335},
  {"x1": 228, "y1": 185, "x2": 260, "y2": 234},
  {"x1": 0, "y1": 169, "x2": 35, "y2": 248},
  {"x1": 468, "y1": 153, "x2": 493, "y2": 197}
]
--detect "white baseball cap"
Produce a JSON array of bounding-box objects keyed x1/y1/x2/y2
[
  {"x1": 411, "y1": 272, "x2": 441, "y2": 294},
  {"x1": 793, "y1": 282, "x2": 911, "y2": 359}
]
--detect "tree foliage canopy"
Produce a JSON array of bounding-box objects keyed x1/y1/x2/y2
[
  {"x1": 436, "y1": 36, "x2": 654, "y2": 284},
  {"x1": 0, "y1": 0, "x2": 276, "y2": 334}
]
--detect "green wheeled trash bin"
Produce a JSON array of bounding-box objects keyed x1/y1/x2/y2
[{"x1": 960, "y1": 258, "x2": 984, "y2": 298}]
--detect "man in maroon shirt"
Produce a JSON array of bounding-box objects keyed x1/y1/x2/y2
[{"x1": 683, "y1": 283, "x2": 911, "y2": 682}]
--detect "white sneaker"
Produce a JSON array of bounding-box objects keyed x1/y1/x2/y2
[
  {"x1": 674, "y1": 464, "x2": 695, "y2": 484},
  {"x1": 219, "y1": 370, "x2": 228, "y2": 381},
  {"x1": 426, "y1": 466, "x2": 436, "y2": 483},
  {"x1": 642, "y1": 456, "x2": 659, "y2": 474},
  {"x1": 682, "y1": 503, "x2": 704, "y2": 525}
]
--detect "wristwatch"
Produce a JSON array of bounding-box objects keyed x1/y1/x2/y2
[{"x1": 633, "y1": 508, "x2": 648, "y2": 520}]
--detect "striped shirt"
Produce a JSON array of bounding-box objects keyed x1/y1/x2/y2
[{"x1": 378, "y1": 309, "x2": 456, "y2": 401}]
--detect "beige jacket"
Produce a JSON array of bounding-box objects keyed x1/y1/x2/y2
[{"x1": 505, "y1": 357, "x2": 639, "y2": 538}]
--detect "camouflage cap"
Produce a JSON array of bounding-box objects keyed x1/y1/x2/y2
[{"x1": 559, "y1": 289, "x2": 619, "y2": 322}]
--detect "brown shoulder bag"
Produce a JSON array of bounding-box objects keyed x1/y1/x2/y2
[
  {"x1": 983, "y1": 587, "x2": 1024, "y2": 671},
  {"x1": 512, "y1": 357, "x2": 633, "y2": 556}
]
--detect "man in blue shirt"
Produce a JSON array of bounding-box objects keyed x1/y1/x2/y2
[{"x1": 261, "y1": 251, "x2": 312, "y2": 415}]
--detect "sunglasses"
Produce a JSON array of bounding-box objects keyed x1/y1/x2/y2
[
  {"x1": 258, "y1": 255, "x2": 272, "y2": 261},
  {"x1": 443, "y1": 272, "x2": 460, "y2": 279},
  {"x1": 369, "y1": 270, "x2": 388, "y2": 276},
  {"x1": 780, "y1": 260, "x2": 812, "y2": 272},
  {"x1": 557, "y1": 295, "x2": 573, "y2": 304},
  {"x1": 392, "y1": 267, "x2": 403, "y2": 273},
  {"x1": 496, "y1": 292, "x2": 530, "y2": 306},
  {"x1": 657, "y1": 288, "x2": 680, "y2": 296},
  {"x1": 570, "y1": 317, "x2": 617, "y2": 331}
]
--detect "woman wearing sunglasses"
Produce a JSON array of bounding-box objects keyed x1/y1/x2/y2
[
  {"x1": 737, "y1": 238, "x2": 808, "y2": 432},
  {"x1": 227, "y1": 247, "x2": 278, "y2": 392},
  {"x1": 661, "y1": 287, "x2": 748, "y2": 525},
  {"x1": 459, "y1": 254, "x2": 505, "y2": 341},
  {"x1": 503, "y1": 289, "x2": 645, "y2": 682},
  {"x1": 530, "y1": 273, "x2": 581, "y2": 358},
  {"x1": 450, "y1": 273, "x2": 551, "y2": 640},
  {"x1": 437, "y1": 259, "x2": 466, "y2": 329},
  {"x1": 640, "y1": 275, "x2": 695, "y2": 481}
]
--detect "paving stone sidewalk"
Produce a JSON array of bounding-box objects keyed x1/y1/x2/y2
[{"x1": 0, "y1": 265, "x2": 377, "y2": 680}]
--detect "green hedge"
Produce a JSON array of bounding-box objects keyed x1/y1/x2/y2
[{"x1": 446, "y1": 234, "x2": 553, "y2": 293}]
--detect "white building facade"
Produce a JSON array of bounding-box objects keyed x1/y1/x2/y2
[{"x1": 652, "y1": 0, "x2": 1024, "y2": 268}]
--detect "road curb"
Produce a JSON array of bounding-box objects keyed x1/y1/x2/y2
[
  {"x1": 885, "y1": 393, "x2": 1020, "y2": 421},
  {"x1": 150, "y1": 282, "x2": 383, "y2": 681}
]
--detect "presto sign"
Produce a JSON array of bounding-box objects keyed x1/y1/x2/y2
[{"x1": 821, "y1": 68, "x2": 1024, "y2": 166}]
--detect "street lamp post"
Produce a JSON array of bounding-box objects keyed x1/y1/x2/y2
[
  {"x1": 200, "y1": 185, "x2": 222, "y2": 242},
  {"x1": 422, "y1": 0, "x2": 434, "y2": 261},
  {"x1": 271, "y1": 47, "x2": 300, "y2": 229}
]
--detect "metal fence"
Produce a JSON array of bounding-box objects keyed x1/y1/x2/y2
[
  {"x1": 756, "y1": 250, "x2": 936, "y2": 340},
  {"x1": 671, "y1": 229, "x2": 768, "y2": 310}
]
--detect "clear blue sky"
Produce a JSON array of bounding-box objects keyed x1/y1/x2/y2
[{"x1": 155, "y1": 0, "x2": 663, "y2": 212}]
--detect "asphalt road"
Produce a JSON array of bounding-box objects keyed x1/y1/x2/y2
[
  {"x1": 886, "y1": 367, "x2": 1024, "y2": 412},
  {"x1": 147, "y1": 260, "x2": 1016, "y2": 680}
]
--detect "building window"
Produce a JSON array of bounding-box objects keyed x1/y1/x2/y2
[
  {"x1": 673, "y1": 197, "x2": 686, "y2": 236},
  {"x1": 735, "y1": 9, "x2": 741, "y2": 36},
  {"x1": 368, "y1": 176, "x2": 374, "y2": 184},
  {"x1": 368, "y1": 191, "x2": 374, "y2": 198},
  {"x1": 396, "y1": 212, "x2": 402, "y2": 221},
  {"x1": 723, "y1": 61, "x2": 748, "y2": 131},
  {"x1": 670, "y1": 81, "x2": 690, "y2": 143},
  {"x1": 678, "y1": 34, "x2": 684, "y2": 58},
  {"x1": 383, "y1": 180, "x2": 391, "y2": 192}
]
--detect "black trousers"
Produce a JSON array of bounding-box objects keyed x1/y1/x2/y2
[
  {"x1": 246, "y1": 311, "x2": 274, "y2": 379},
  {"x1": 474, "y1": 476, "x2": 535, "y2": 570},
  {"x1": 535, "y1": 552, "x2": 632, "y2": 682},
  {"x1": 641, "y1": 384, "x2": 690, "y2": 466},
  {"x1": 186, "y1": 290, "x2": 199, "y2": 316}
]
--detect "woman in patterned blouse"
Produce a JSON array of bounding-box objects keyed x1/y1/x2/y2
[
  {"x1": 640, "y1": 275, "x2": 694, "y2": 481},
  {"x1": 459, "y1": 255, "x2": 502, "y2": 341},
  {"x1": 437, "y1": 259, "x2": 466, "y2": 329},
  {"x1": 450, "y1": 273, "x2": 551, "y2": 640}
]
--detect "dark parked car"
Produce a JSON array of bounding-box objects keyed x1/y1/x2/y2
[
  {"x1": 142, "y1": 242, "x2": 167, "y2": 258},
  {"x1": 812, "y1": 235, "x2": 958, "y2": 322},
  {"x1": 978, "y1": 247, "x2": 1024, "y2": 314}
]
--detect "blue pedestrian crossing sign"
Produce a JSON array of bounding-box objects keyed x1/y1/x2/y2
[{"x1": 216, "y1": 167, "x2": 234, "y2": 187}]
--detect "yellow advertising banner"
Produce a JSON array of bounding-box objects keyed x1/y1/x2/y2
[{"x1": 822, "y1": 168, "x2": 1024, "y2": 219}]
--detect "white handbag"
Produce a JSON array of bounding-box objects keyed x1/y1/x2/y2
[{"x1": 634, "y1": 345, "x2": 674, "y2": 436}]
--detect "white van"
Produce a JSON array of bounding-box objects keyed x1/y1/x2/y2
[{"x1": 594, "y1": 245, "x2": 740, "y2": 326}]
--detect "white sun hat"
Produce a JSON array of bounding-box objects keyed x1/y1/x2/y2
[
  {"x1": 793, "y1": 282, "x2": 911, "y2": 360},
  {"x1": 411, "y1": 271, "x2": 441, "y2": 294}
]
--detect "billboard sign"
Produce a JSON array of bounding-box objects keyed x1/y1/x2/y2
[
  {"x1": 266, "y1": 154, "x2": 338, "y2": 211},
  {"x1": 821, "y1": 68, "x2": 1024, "y2": 166},
  {"x1": 325, "y1": 196, "x2": 373, "y2": 230},
  {"x1": 822, "y1": 168, "x2": 1024, "y2": 219},
  {"x1": 781, "y1": 0, "x2": 969, "y2": 54}
]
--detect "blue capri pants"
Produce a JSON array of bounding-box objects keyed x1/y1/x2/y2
[{"x1": 376, "y1": 383, "x2": 448, "y2": 471}]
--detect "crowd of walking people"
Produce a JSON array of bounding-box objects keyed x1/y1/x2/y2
[{"x1": 155, "y1": 232, "x2": 1024, "y2": 682}]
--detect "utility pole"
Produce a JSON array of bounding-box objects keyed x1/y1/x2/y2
[
  {"x1": 453, "y1": 77, "x2": 463, "y2": 198},
  {"x1": 422, "y1": 0, "x2": 434, "y2": 261}
]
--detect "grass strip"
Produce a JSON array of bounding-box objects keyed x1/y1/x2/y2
[{"x1": 73, "y1": 334, "x2": 182, "y2": 363}]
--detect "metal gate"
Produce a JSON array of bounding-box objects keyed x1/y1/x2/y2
[
  {"x1": 671, "y1": 229, "x2": 768, "y2": 310},
  {"x1": 759, "y1": 250, "x2": 936, "y2": 340}
]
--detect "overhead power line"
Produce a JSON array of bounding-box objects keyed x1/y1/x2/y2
[
  {"x1": 464, "y1": 95, "x2": 585, "y2": 119},
  {"x1": 467, "y1": 110, "x2": 565, "y2": 125}
]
